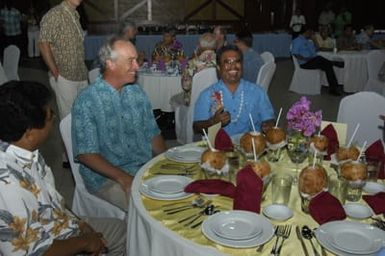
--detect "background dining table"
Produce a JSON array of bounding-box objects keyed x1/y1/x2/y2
[
  {"x1": 126, "y1": 143, "x2": 385, "y2": 256},
  {"x1": 318, "y1": 50, "x2": 371, "y2": 93},
  {"x1": 137, "y1": 71, "x2": 182, "y2": 112}
]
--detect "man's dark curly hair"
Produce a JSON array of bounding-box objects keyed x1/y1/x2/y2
[{"x1": 0, "y1": 80, "x2": 52, "y2": 142}]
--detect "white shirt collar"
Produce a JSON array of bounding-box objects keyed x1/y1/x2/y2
[{"x1": 6, "y1": 144, "x2": 39, "y2": 166}]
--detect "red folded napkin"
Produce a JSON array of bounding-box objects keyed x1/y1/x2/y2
[
  {"x1": 365, "y1": 140, "x2": 385, "y2": 179},
  {"x1": 215, "y1": 128, "x2": 234, "y2": 151},
  {"x1": 363, "y1": 192, "x2": 385, "y2": 214},
  {"x1": 320, "y1": 124, "x2": 339, "y2": 160},
  {"x1": 184, "y1": 179, "x2": 236, "y2": 198},
  {"x1": 308, "y1": 191, "x2": 346, "y2": 224},
  {"x1": 233, "y1": 165, "x2": 263, "y2": 213}
]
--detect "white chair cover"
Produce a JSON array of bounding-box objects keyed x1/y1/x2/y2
[
  {"x1": 337, "y1": 91, "x2": 385, "y2": 146},
  {"x1": 0, "y1": 62, "x2": 8, "y2": 85},
  {"x1": 289, "y1": 56, "x2": 323, "y2": 95},
  {"x1": 59, "y1": 114, "x2": 126, "y2": 220},
  {"x1": 256, "y1": 61, "x2": 276, "y2": 91},
  {"x1": 260, "y1": 51, "x2": 274, "y2": 64},
  {"x1": 363, "y1": 50, "x2": 385, "y2": 95},
  {"x1": 88, "y1": 68, "x2": 100, "y2": 84},
  {"x1": 174, "y1": 67, "x2": 218, "y2": 144},
  {"x1": 3, "y1": 45, "x2": 20, "y2": 81}
]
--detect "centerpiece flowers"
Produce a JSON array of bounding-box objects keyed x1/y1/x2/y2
[{"x1": 286, "y1": 97, "x2": 322, "y2": 164}]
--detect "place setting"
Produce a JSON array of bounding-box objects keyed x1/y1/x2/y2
[{"x1": 140, "y1": 175, "x2": 194, "y2": 200}]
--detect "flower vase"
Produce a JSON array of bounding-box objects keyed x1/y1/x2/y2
[{"x1": 287, "y1": 129, "x2": 309, "y2": 164}]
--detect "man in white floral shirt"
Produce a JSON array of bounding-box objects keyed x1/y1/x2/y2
[{"x1": 0, "y1": 81, "x2": 126, "y2": 255}]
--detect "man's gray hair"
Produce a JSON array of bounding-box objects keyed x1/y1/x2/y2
[
  {"x1": 120, "y1": 21, "x2": 136, "y2": 35},
  {"x1": 199, "y1": 33, "x2": 216, "y2": 49},
  {"x1": 98, "y1": 36, "x2": 124, "y2": 73}
]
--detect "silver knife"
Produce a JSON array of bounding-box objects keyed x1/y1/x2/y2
[{"x1": 296, "y1": 226, "x2": 309, "y2": 256}]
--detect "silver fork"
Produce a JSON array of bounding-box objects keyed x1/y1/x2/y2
[
  {"x1": 275, "y1": 225, "x2": 292, "y2": 256},
  {"x1": 270, "y1": 225, "x2": 284, "y2": 255}
]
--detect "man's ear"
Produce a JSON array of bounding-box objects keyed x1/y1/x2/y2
[{"x1": 106, "y1": 59, "x2": 115, "y2": 70}]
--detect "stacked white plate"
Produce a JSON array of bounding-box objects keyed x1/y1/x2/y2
[
  {"x1": 164, "y1": 146, "x2": 205, "y2": 163},
  {"x1": 202, "y1": 210, "x2": 274, "y2": 248},
  {"x1": 140, "y1": 175, "x2": 193, "y2": 200},
  {"x1": 315, "y1": 221, "x2": 385, "y2": 256}
]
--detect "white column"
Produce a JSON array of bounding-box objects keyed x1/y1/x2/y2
[{"x1": 147, "y1": 0, "x2": 152, "y2": 21}]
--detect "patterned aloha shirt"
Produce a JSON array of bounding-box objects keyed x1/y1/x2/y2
[
  {"x1": 0, "y1": 7, "x2": 22, "y2": 36},
  {"x1": 0, "y1": 141, "x2": 80, "y2": 255},
  {"x1": 39, "y1": 1, "x2": 87, "y2": 81},
  {"x1": 181, "y1": 49, "x2": 217, "y2": 105}
]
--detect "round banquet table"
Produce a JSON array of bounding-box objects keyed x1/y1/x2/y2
[
  {"x1": 127, "y1": 144, "x2": 384, "y2": 256},
  {"x1": 318, "y1": 50, "x2": 370, "y2": 93},
  {"x1": 137, "y1": 72, "x2": 182, "y2": 112}
]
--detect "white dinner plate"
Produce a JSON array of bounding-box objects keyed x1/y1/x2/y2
[
  {"x1": 164, "y1": 146, "x2": 205, "y2": 163},
  {"x1": 315, "y1": 221, "x2": 385, "y2": 256},
  {"x1": 363, "y1": 181, "x2": 385, "y2": 194},
  {"x1": 343, "y1": 203, "x2": 373, "y2": 219},
  {"x1": 263, "y1": 204, "x2": 293, "y2": 221},
  {"x1": 202, "y1": 210, "x2": 274, "y2": 248},
  {"x1": 140, "y1": 175, "x2": 193, "y2": 200}
]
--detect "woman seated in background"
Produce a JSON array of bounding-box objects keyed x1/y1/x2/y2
[
  {"x1": 152, "y1": 27, "x2": 184, "y2": 63},
  {"x1": 170, "y1": 33, "x2": 217, "y2": 107},
  {"x1": 313, "y1": 26, "x2": 334, "y2": 51}
]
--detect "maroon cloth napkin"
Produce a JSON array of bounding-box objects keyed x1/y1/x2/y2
[
  {"x1": 215, "y1": 128, "x2": 234, "y2": 151},
  {"x1": 320, "y1": 124, "x2": 339, "y2": 160},
  {"x1": 308, "y1": 191, "x2": 346, "y2": 225},
  {"x1": 233, "y1": 165, "x2": 263, "y2": 213},
  {"x1": 184, "y1": 179, "x2": 236, "y2": 198},
  {"x1": 363, "y1": 192, "x2": 385, "y2": 214},
  {"x1": 365, "y1": 140, "x2": 385, "y2": 179}
]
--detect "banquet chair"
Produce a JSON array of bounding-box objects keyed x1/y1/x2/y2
[
  {"x1": 88, "y1": 68, "x2": 100, "y2": 84},
  {"x1": 363, "y1": 50, "x2": 385, "y2": 95},
  {"x1": 260, "y1": 51, "x2": 274, "y2": 64},
  {"x1": 256, "y1": 61, "x2": 276, "y2": 91},
  {"x1": 59, "y1": 114, "x2": 126, "y2": 220},
  {"x1": 174, "y1": 67, "x2": 218, "y2": 144},
  {"x1": 321, "y1": 121, "x2": 348, "y2": 146},
  {"x1": 337, "y1": 91, "x2": 385, "y2": 146},
  {"x1": 289, "y1": 56, "x2": 323, "y2": 95},
  {"x1": 0, "y1": 62, "x2": 8, "y2": 85},
  {"x1": 3, "y1": 45, "x2": 20, "y2": 81}
]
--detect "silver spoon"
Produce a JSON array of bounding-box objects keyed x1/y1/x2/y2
[{"x1": 301, "y1": 225, "x2": 321, "y2": 256}]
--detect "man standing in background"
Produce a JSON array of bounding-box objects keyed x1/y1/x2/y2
[{"x1": 39, "y1": 0, "x2": 88, "y2": 167}]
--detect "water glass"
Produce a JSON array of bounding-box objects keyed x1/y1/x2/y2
[
  {"x1": 344, "y1": 178, "x2": 365, "y2": 202},
  {"x1": 300, "y1": 194, "x2": 311, "y2": 213},
  {"x1": 366, "y1": 159, "x2": 380, "y2": 182},
  {"x1": 266, "y1": 147, "x2": 283, "y2": 162},
  {"x1": 271, "y1": 174, "x2": 293, "y2": 205},
  {"x1": 328, "y1": 175, "x2": 347, "y2": 204}
]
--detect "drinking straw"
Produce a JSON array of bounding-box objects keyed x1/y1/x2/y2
[
  {"x1": 312, "y1": 150, "x2": 317, "y2": 168},
  {"x1": 357, "y1": 140, "x2": 367, "y2": 161},
  {"x1": 347, "y1": 123, "x2": 360, "y2": 147},
  {"x1": 202, "y1": 129, "x2": 214, "y2": 151},
  {"x1": 252, "y1": 137, "x2": 257, "y2": 162},
  {"x1": 249, "y1": 113, "x2": 256, "y2": 133},
  {"x1": 275, "y1": 107, "x2": 283, "y2": 128}
]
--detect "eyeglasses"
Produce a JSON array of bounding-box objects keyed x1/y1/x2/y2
[{"x1": 222, "y1": 58, "x2": 241, "y2": 67}]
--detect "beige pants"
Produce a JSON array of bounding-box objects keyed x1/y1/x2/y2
[
  {"x1": 49, "y1": 74, "x2": 88, "y2": 120},
  {"x1": 83, "y1": 217, "x2": 127, "y2": 256},
  {"x1": 95, "y1": 179, "x2": 130, "y2": 211}
]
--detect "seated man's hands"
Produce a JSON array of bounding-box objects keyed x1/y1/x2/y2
[
  {"x1": 117, "y1": 173, "x2": 133, "y2": 193},
  {"x1": 212, "y1": 106, "x2": 231, "y2": 127}
]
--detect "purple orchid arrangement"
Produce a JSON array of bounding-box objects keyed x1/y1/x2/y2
[{"x1": 286, "y1": 96, "x2": 322, "y2": 137}]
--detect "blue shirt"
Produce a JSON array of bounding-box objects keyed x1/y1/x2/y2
[
  {"x1": 72, "y1": 76, "x2": 160, "y2": 192},
  {"x1": 356, "y1": 32, "x2": 372, "y2": 50},
  {"x1": 193, "y1": 79, "x2": 275, "y2": 136},
  {"x1": 291, "y1": 35, "x2": 317, "y2": 65},
  {"x1": 242, "y1": 48, "x2": 264, "y2": 83}
]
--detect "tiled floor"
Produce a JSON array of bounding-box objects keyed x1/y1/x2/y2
[{"x1": 18, "y1": 56, "x2": 345, "y2": 206}]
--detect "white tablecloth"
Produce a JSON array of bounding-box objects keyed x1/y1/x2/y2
[
  {"x1": 318, "y1": 50, "x2": 370, "y2": 92},
  {"x1": 137, "y1": 73, "x2": 182, "y2": 112},
  {"x1": 127, "y1": 154, "x2": 224, "y2": 256}
]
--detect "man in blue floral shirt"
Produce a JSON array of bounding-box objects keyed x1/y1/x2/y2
[
  {"x1": 72, "y1": 36, "x2": 167, "y2": 211},
  {"x1": 0, "y1": 81, "x2": 126, "y2": 255}
]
